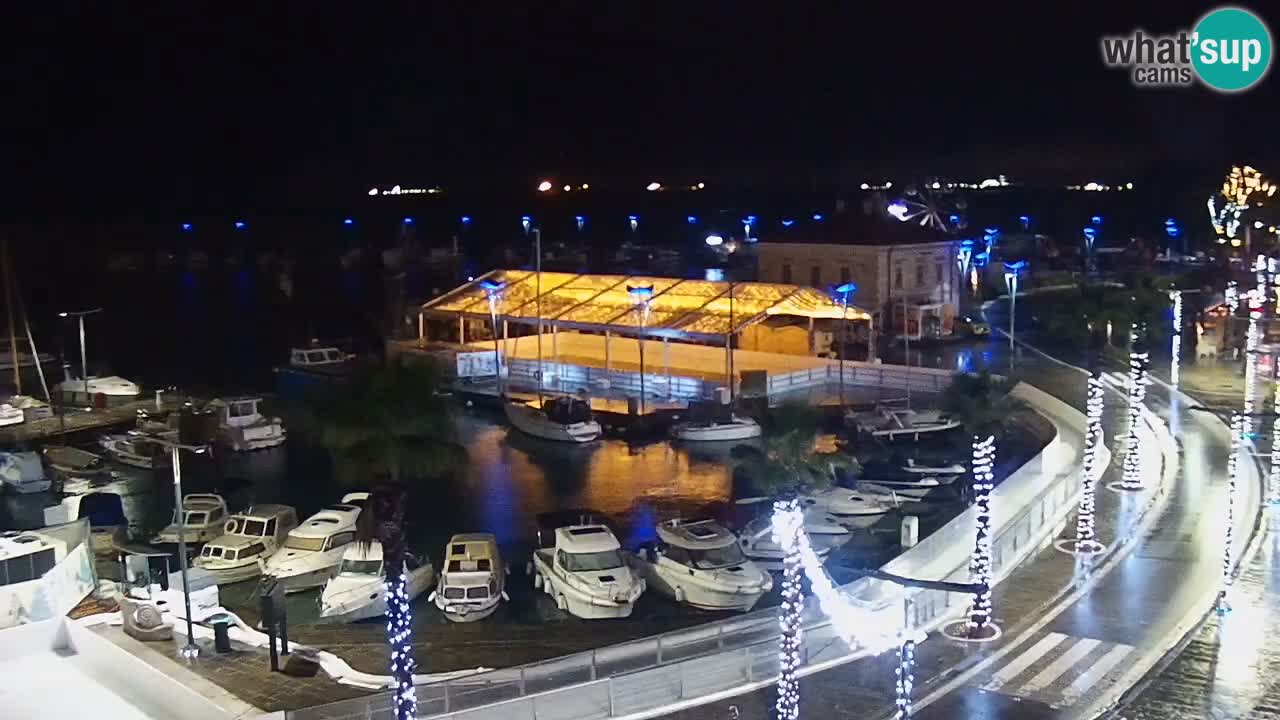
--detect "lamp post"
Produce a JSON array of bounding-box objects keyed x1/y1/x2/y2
[
  {"x1": 479, "y1": 280, "x2": 506, "y2": 394},
  {"x1": 141, "y1": 433, "x2": 209, "y2": 659},
  {"x1": 58, "y1": 308, "x2": 103, "y2": 399},
  {"x1": 1003, "y1": 261, "x2": 1026, "y2": 361},
  {"x1": 834, "y1": 283, "x2": 857, "y2": 408},
  {"x1": 627, "y1": 284, "x2": 654, "y2": 415},
  {"x1": 1083, "y1": 227, "x2": 1097, "y2": 274}
]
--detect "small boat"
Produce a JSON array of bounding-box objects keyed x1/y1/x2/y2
[
  {"x1": 901, "y1": 459, "x2": 966, "y2": 475},
  {"x1": 100, "y1": 433, "x2": 174, "y2": 470},
  {"x1": 671, "y1": 404, "x2": 762, "y2": 443},
  {"x1": 194, "y1": 504, "x2": 300, "y2": 584},
  {"x1": 56, "y1": 375, "x2": 142, "y2": 402},
  {"x1": 847, "y1": 405, "x2": 960, "y2": 441},
  {"x1": 432, "y1": 533, "x2": 507, "y2": 622},
  {"x1": 0, "y1": 530, "x2": 67, "y2": 580},
  {"x1": 262, "y1": 493, "x2": 368, "y2": 593},
  {"x1": 632, "y1": 519, "x2": 772, "y2": 612},
  {"x1": 289, "y1": 346, "x2": 354, "y2": 372},
  {"x1": 42, "y1": 445, "x2": 104, "y2": 475},
  {"x1": 0, "y1": 451, "x2": 49, "y2": 494},
  {"x1": 208, "y1": 397, "x2": 286, "y2": 451},
  {"x1": 505, "y1": 396, "x2": 602, "y2": 443},
  {"x1": 736, "y1": 507, "x2": 853, "y2": 571},
  {"x1": 799, "y1": 488, "x2": 898, "y2": 529},
  {"x1": 0, "y1": 404, "x2": 23, "y2": 427},
  {"x1": 530, "y1": 522, "x2": 645, "y2": 619},
  {"x1": 319, "y1": 542, "x2": 435, "y2": 622},
  {"x1": 151, "y1": 494, "x2": 229, "y2": 545}
]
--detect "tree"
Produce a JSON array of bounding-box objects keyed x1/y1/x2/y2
[
  {"x1": 288, "y1": 359, "x2": 465, "y2": 720},
  {"x1": 730, "y1": 403, "x2": 856, "y2": 499},
  {"x1": 942, "y1": 371, "x2": 1024, "y2": 638}
]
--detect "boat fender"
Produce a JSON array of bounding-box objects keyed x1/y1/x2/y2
[
  {"x1": 224, "y1": 519, "x2": 240, "y2": 534},
  {"x1": 501, "y1": 591, "x2": 509, "y2": 602},
  {"x1": 533, "y1": 572, "x2": 543, "y2": 589},
  {"x1": 556, "y1": 593, "x2": 568, "y2": 612},
  {"x1": 525, "y1": 559, "x2": 534, "y2": 576},
  {"x1": 428, "y1": 591, "x2": 437, "y2": 603},
  {"x1": 674, "y1": 586, "x2": 686, "y2": 604}
]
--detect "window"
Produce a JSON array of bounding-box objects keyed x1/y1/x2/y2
[
  {"x1": 264, "y1": 518, "x2": 277, "y2": 537},
  {"x1": 283, "y1": 534, "x2": 326, "y2": 551},
  {"x1": 561, "y1": 549, "x2": 624, "y2": 572},
  {"x1": 782, "y1": 264, "x2": 792, "y2": 283},
  {"x1": 915, "y1": 264, "x2": 924, "y2": 286},
  {"x1": 662, "y1": 545, "x2": 693, "y2": 566},
  {"x1": 340, "y1": 557, "x2": 382, "y2": 575},
  {"x1": 689, "y1": 544, "x2": 747, "y2": 569},
  {"x1": 245, "y1": 542, "x2": 265, "y2": 557},
  {"x1": 325, "y1": 350, "x2": 343, "y2": 362},
  {"x1": 243, "y1": 519, "x2": 266, "y2": 537},
  {"x1": 184, "y1": 511, "x2": 207, "y2": 526},
  {"x1": 489, "y1": 578, "x2": 498, "y2": 595},
  {"x1": 466, "y1": 586, "x2": 490, "y2": 599},
  {"x1": 810, "y1": 266, "x2": 821, "y2": 287},
  {"x1": 840, "y1": 267, "x2": 851, "y2": 284},
  {"x1": 443, "y1": 586, "x2": 465, "y2": 599},
  {"x1": 229, "y1": 402, "x2": 254, "y2": 418},
  {"x1": 326, "y1": 531, "x2": 355, "y2": 551},
  {"x1": 895, "y1": 267, "x2": 903, "y2": 289},
  {"x1": 306, "y1": 351, "x2": 327, "y2": 363}
]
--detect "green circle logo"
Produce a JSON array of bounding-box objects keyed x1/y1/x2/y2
[{"x1": 1192, "y1": 7, "x2": 1272, "y2": 92}]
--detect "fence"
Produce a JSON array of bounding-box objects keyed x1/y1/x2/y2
[
  {"x1": 286, "y1": 382, "x2": 1094, "y2": 720},
  {"x1": 764, "y1": 361, "x2": 955, "y2": 398}
]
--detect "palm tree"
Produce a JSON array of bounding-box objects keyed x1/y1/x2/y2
[
  {"x1": 288, "y1": 359, "x2": 465, "y2": 720},
  {"x1": 942, "y1": 371, "x2": 1023, "y2": 638}
]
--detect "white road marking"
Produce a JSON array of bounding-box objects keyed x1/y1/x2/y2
[
  {"x1": 1018, "y1": 636, "x2": 1101, "y2": 696},
  {"x1": 980, "y1": 633, "x2": 1069, "y2": 691},
  {"x1": 1058, "y1": 643, "x2": 1135, "y2": 706}
]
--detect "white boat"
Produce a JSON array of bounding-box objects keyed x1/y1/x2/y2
[
  {"x1": 530, "y1": 524, "x2": 645, "y2": 619},
  {"x1": 432, "y1": 533, "x2": 507, "y2": 622},
  {"x1": 99, "y1": 433, "x2": 173, "y2": 470},
  {"x1": 262, "y1": 493, "x2": 368, "y2": 593},
  {"x1": 194, "y1": 504, "x2": 300, "y2": 584},
  {"x1": 55, "y1": 491, "x2": 129, "y2": 555},
  {"x1": 289, "y1": 346, "x2": 353, "y2": 371},
  {"x1": 319, "y1": 542, "x2": 435, "y2": 622},
  {"x1": 671, "y1": 415, "x2": 761, "y2": 442},
  {"x1": 505, "y1": 396, "x2": 602, "y2": 443},
  {"x1": 902, "y1": 459, "x2": 966, "y2": 475},
  {"x1": 42, "y1": 445, "x2": 104, "y2": 474},
  {"x1": 209, "y1": 397, "x2": 286, "y2": 451},
  {"x1": 0, "y1": 451, "x2": 49, "y2": 494},
  {"x1": 848, "y1": 406, "x2": 960, "y2": 440},
  {"x1": 57, "y1": 375, "x2": 142, "y2": 401},
  {"x1": 799, "y1": 488, "x2": 898, "y2": 529},
  {"x1": 737, "y1": 508, "x2": 853, "y2": 571},
  {"x1": 0, "y1": 530, "x2": 67, "y2": 587},
  {"x1": 632, "y1": 519, "x2": 772, "y2": 612},
  {"x1": 151, "y1": 494, "x2": 228, "y2": 544},
  {"x1": 0, "y1": 404, "x2": 23, "y2": 427}
]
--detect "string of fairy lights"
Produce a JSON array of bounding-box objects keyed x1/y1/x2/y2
[
  {"x1": 385, "y1": 572, "x2": 418, "y2": 718},
  {"x1": 1075, "y1": 373, "x2": 1105, "y2": 548},
  {"x1": 1271, "y1": 383, "x2": 1280, "y2": 505},
  {"x1": 968, "y1": 434, "x2": 997, "y2": 633},
  {"x1": 895, "y1": 639, "x2": 916, "y2": 719},
  {"x1": 772, "y1": 500, "x2": 804, "y2": 720},
  {"x1": 1120, "y1": 324, "x2": 1150, "y2": 491},
  {"x1": 1221, "y1": 412, "x2": 1244, "y2": 612},
  {"x1": 1170, "y1": 290, "x2": 1182, "y2": 386}
]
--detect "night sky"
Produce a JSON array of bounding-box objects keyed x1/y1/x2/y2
[{"x1": 5, "y1": 3, "x2": 1278, "y2": 213}]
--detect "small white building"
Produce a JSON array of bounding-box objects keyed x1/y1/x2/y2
[{"x1": 755, "y1": 210, "x2": 961, "y2": 339}]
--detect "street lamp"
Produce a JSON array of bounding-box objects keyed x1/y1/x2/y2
[
  {"x1": 1003, "y1": 261, "x2": 1026, "y2": 357},
  {"x1": 479, "y1": 280, "x2": 506, "y2": 393},
  {"x1": 833, "y1": 282, "x2": 857, "y2": 408},
  {"x1": 58, "y1": 308, "x2": 103, "y2": 399},
  {"x1": 627, "y1": 285, "x2": 654, "y2": 415}
]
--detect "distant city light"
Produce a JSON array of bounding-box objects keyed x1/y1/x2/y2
[
  {"x1": 461, "y1": 215, "x2": 472, "y2": 225},
  {"x1": 1256, "y1": 220, "x2": 1265, "y2": 229},
  {"x1": 563, "y1": 184, "x2": 572, "y2": 192},
  {"x1": 581, "y1": 183, "x2": 590, "y2": 190},
  {"x1": 575, "y1": 215, "x2": 585, "y2": 230},
  {"x1": 687, "y1": 215, "x2": 698, "y2": 224},
  {"x1": 629, "y1": 215, "x2": 639, "y2": 231},
  {"x1": 812, "y1": 213, "x2": 824, "y2": 221},
  {"x1": 860, "y1": 183, "x2": 870, "y2": 190},
  {"x1": 343, "y1": 218, "x2": 354, "y2": 226},
  {"x1": 930, "y1": 181, "x2": 941, "y2": 189},
  {"x1": 537, "y1": 181, "x2": 553, "y2": 192},
  {"x1": 181, "y1": 223, "x2": 192, "y2": 231},
  {"x1": 697, "y1": 182, "x2": 706, "y2": 189},
  {"x1": 705, "y1": 234, "x2": 725, "y2": 246},
  {"x1": 234, "y1": 221, "x2": 246, "y2": 230},
  {"x1": 705, "y1": 268, "x2": 725, "y2": 282},
  {"x1": 1018, "y1": 215, "x2": 1030, "y2": 227},
  {"x1": 646, "y1": 182, "x2": 662, "y2": 191},
  {"x1": 887, "y1": 201, "x2": 910, "y2": 221},
  {"x1": 367, "y1": 187, "x2": 379, "y2": 196},
  {"x1": 371, "y1": 184, "x2": 441, "y2": 196}
]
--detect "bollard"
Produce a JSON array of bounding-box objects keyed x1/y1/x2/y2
[{"x1": 212, "y1": 617, "x2": 232, "y2": 654}]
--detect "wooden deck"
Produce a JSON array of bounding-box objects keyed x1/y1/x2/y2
[{"x1": 0, "y1": 395, "x2": 192, "y2": 446}]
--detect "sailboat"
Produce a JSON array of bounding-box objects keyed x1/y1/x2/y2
[
  {"x1": 672, "y1": 280, "x2": 761, "y2": 442},
  {"x1": 501, "y1": 229, "x2": 602, "y2": 443}
]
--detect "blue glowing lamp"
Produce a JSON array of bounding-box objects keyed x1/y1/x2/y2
[
  {"x1": 746, "y1": 215, "x2": 758, "y2": 224},
  {"x1": 403, "y1": 217, "x2": 414, "y2": 225},
  {"x1": 1018, "y1": 215, "x2": 1030, "y2": 227},
  {"x1": 234, "y1": 221, "x2": 246, "y2": 230},
  {"x1": 687, "y1": 215, "x2": 698, "y2": 224},
  {"x1": 834, "y1": 282, "x2": 857, "y2": 300},
  {"x1": 951, "y1": 214, "x2": 962, "y2": 225},
  {"x1": 1005, "y1": 259, "x2": 1028, "y2": 275},
  {"x1": 627, "y1": 284, "x2": 654, "y2": 300},
  {"x1": 887, "y1": 201, "x2": 910, "y2": 221},
  {"x1": 343, "y1": 218, "x2": 354, "y2": 226},
  {"x1": 181, "y1": 223, "x2": 193, "y2": 232},
  {"x1": 461, "y1": 215, "x2": 472, "y2": 225},
  {"x1": 1164, "y1": 218, "x2": 1177, "y2": 226},
  {"x1": 705, "y1": 234, "x2": 725, "y2": 247},
  {"x1": 812, "y1": 213, "x2": 824, "y2": 221},
  {"x1": 1091, "y1": 215, "x2": 1103, "y2": 225},
  {"x1": 781, "y1": 219, "x2": 795, "y2": 227},
  {"x1": 521, "y1": 215, "x2": 532, "y2": 232},
  {"x1": 960, "y1": 238, "x2": 975, "y2": 249},
  {"x1": 1083, "y1": 227, "x2": 1097, "y2": 240},
  {"x1": 478, "y1": 279, "x2": 505, "y2": 293}
]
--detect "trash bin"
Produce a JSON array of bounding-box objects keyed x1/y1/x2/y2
[{"x1": 212, "y1": 616, "x2": 232, "y2": 653}]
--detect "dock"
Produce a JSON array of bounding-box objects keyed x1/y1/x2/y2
[{"x1": 0, "y1": 395, "x2": 192, "y2": 446}]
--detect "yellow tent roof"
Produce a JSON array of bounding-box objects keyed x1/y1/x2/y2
[{"x1": 421, "y1": 270, "x2": 870, "y2": 339}]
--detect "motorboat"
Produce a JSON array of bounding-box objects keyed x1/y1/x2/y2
[
  {"x1": 0, "y1": 530, "x2": 67, "y2": 588},
  {"x1": 737, "y1": 507, "x2": 853, "y2": 571},
  {"x1": 289, "y1": 346, "x2": 354, "y2": 372},
  {"x1": 902, "y1": 458, "x2": 966, "y2": 475},
  {"x1": 194, "y1": 504, "x2": 299, "y2": 584},
  {"x1": 99, "y1": 433, "x2": 174, "y2": 470},
  {"x1": 530, "y1": 523, "x2": 645, "y2": 619},
  {"x1": 208, "y1": 397, "x2": 286, "y2": 451},
  {"x1": 431, "y1": 533, "x2": 506, "y2": 622},
  {"x1": 151, "y1": 494, "x2": 229, "y2": 544},
  {"x1": 671, "y1": 403, "x2": 762, "y2": 443},
  {"x1": 632, "y1": 519, "x2": 772, "y2": 612},
  {"x1": 42, "y1": 445, "x2": 104, "y2": 475},
  {"x1": 262, "y1": 493, "x2": 368, "y2": 593},
  {"x1": 505, "y1": 395, "x2": 602, "y2": 443},
  {"x1": 0, "y1": 404, "x2": 23, "y2": 427},
  {"x1": 319, "y1": 541, "x2": 435, "y2": 622},
  {"x1": 799, "y1": 488, "x2": 898, "y2": 530},
  {"x1": 56, "y1": 375, "x2": 142, "y2": 401},
  {"x1": 0, "y1": 451, "x2": 49, "y2": 494},
  {"x1": 847, "y1": 405, "x2": 960, "y2": 441}
]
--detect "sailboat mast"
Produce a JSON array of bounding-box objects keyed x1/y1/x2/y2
[
  {"x1": 727, "y1": 280, "x2": 734, "y2": 405},
  {"x1": 1, "y1": 237, "x2": 21, "y2": 394},
  {"x1": 534, "y1": 228, "x2": 543, "y2": 403}
]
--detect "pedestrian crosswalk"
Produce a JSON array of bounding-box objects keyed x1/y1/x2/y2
[{"x1": 976, "y1": 632, "x2": 1135, "y2": 709}]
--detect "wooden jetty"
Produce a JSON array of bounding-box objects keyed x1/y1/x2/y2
[{"x1": 0, "y1": 394, "x2": 191, "y2": 446}]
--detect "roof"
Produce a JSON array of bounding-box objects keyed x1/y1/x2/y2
[
  {"x1": 554, "y1": 525, "x2": 622, "y2": 553},
  {"x1": 446, "y1": 534, "x2": 498, "y2": 558},
  {"x1": 239, "y1": 504, "x2": 295, "y2": 521},
  {"x1": 182, "y1": 495, "x2": 224, "y2": 511},
  {"x1": 757, "y1": 207, "x2": 952, "y2": 247},
  {"x1": 205, "y1": 534, "x2": 262, "y2": 551},
  {"x1": 422, "y1": 270, "x2": 871, "y2": 339},
  {"x1": 290, "y1": 506, "x2": 360, "y2": 538},
  {"x1": 656, "y1": 519, "x2": 736, "y2": 550}
]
